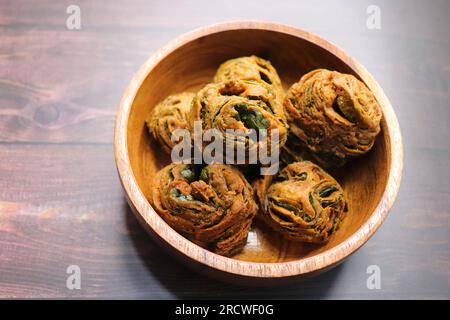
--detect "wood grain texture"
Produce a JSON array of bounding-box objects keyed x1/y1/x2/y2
[{"x1": 0, "y1": 0, "x2": 450, "y2": 298}]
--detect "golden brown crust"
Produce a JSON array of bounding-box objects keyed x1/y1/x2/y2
[
  {"x1": 258, "y1": 161, "x2": 348, "y2": 243},
  {"x1": 284, "y1": 69, "x2": 382, "y2": 167},
  {"x1": 189, "y1": 79, "x2": 288, "y2": 162},
  {"x1": 151, "y1": 163, "x2": 258, "y2": 256},
  {"x1": 146, "y1": 92, "x2": 194, "y2": 154},
  {"x1": 214, "y1": 56, "x2": 283, "y2": 96}
]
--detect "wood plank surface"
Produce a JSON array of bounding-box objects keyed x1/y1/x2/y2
[{"x1": 0, "y1": 0, "x2": 449, "y2": 298}]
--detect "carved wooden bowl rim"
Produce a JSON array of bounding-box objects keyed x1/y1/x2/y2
[{"x1": 114, "y1": 21, "x2": 403, "y2": 279}]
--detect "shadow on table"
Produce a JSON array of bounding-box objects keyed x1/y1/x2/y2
[{"x1": 124, "y1": 203, "x2": 344, "y2": 299}]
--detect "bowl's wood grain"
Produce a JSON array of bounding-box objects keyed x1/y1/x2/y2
[{"x1": 114, "y1": 21, "x2": 403, "y2": 283}]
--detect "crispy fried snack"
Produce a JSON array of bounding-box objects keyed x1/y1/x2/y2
[
  {"x1": 258, "y1": 161, "x2": 348, "y2": 243},
  {"x1": 284, "y1": 69, "x2": 382, "y2": 167},
  {"x1": 151, "y1": 163, "x2": 258, "y2": 256},
  {"x1": 146, "y1": 92, "x2": 195, "y2": 154},
  {"x1": 214, "y1": 55, "x2": 284, "y2": 96},
  {"x1": 189, "y1": 79, "x2": 287, "y2": 162}
]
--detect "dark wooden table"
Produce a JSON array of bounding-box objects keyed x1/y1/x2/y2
[{"x1": 1, "y1": 0, "x2": 449, "y2": 299}]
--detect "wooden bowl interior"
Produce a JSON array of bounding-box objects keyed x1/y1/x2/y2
[{"x1": 126, "y1": 29, "x2": 390, "y2": 263}]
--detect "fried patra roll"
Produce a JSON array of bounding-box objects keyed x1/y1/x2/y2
[
  {"x1": 259, "y1": 161, "x2": 348, "y2": 243},
  {"x1": 150, "y1": 163, "x2": 258, "y2": 256},
  {"x1": 284, "y1": 69, "x2": 382, "y2": 167},
  {"x1": 189, "y1": 79, "x2": 287, "y2": 162},
  {"x1": 214, "y1": 56, "x2": 284, "y2": 96},
  {"x1": 145, "y1": 92, "x2": 195, "y2": 154}
]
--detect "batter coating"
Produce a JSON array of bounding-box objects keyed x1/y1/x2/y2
[
  {"x1": 189, "y1": 79, "x2": 287, "y2": 163},
  {"x1": 284, "y1": 69, "x2": 382, "y2": 167},
  {"x1": 146, "y1": 92, "x2": 194, "y2": 154},
  {"x1": 214, "y1": 56, "x2": 283, "y2": 95},
  {"x1": 151, "y1": 163, "x2": 258, "y2": 256},
  {"x1": 259, "y1": 161, "x2": 348, "y2": 243}
]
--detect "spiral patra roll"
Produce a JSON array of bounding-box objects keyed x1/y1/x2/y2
[
  {"x1": 151, "y1": 163, "x2": 258, "y2": 256},
  {"x1": 284, "y1": 69, "x2": 382, "y2": 167},
  {"x1": 146, "y1": 92, "x2": 195, "y2": 154},
  {"x1": 214, "y1": 55, "x2": 283, "y2": 95},
  {"x1": 189, "y1": 79, "x2": 288, "y2": 163},
  {"x1": 259, "y1": 161, "x2": 348, "y2": 243}
]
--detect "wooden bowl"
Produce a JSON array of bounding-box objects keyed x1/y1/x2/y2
[{"x1": 114, "y1": 21, "x2": 403, "y2": 285}]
